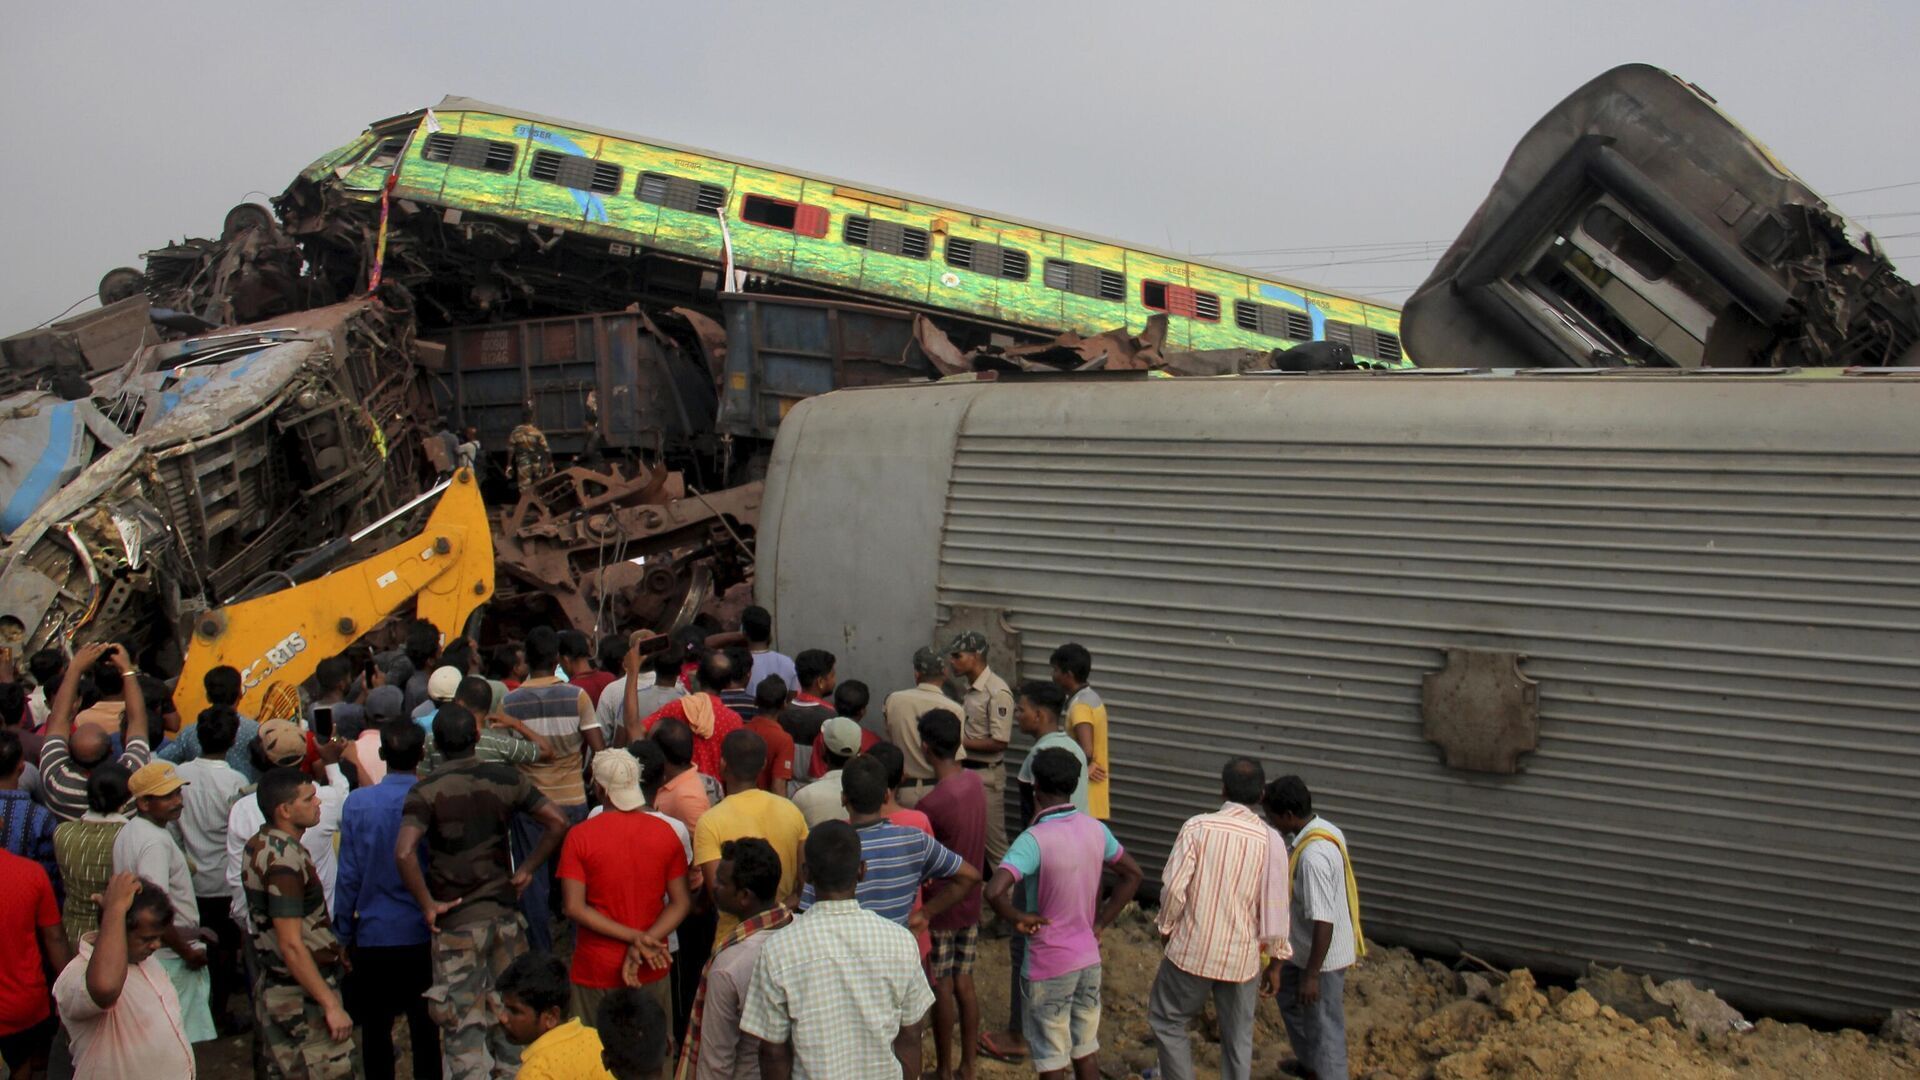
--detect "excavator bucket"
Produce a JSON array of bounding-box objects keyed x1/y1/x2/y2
[{"x1": 172, "y1": 468, "x2": 494, "y2": 725}]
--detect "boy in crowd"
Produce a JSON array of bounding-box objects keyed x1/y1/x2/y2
[
  {"x1": 1049, "y1": 644, "x2": 1110, "y2": 820},
  {"x1": 494, "y1": 953, "x2": 615, "y2": 1080}
]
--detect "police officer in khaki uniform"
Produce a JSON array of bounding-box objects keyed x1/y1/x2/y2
[{"x1": 946, "y1": 631, "x2": 1014, "y2": 863}]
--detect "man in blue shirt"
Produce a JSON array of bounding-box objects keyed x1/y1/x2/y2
[
  {"x1": 799, "y1": 755, "x2": 981, "y2": 931},
  {"x1": 158, "y1": 665, "x2": 261, "y2": 781},
  {"x1": 333, "y1": 721, "x2": 442, "y2": 1080}
]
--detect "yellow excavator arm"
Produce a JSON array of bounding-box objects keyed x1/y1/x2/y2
[{"x1": 172, "y1": 468, "x2": 494, "y2": 724}]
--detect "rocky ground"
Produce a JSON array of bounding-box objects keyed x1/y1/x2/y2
[{"x1": 174, "y1": 904, "x2": 1920, "y2": 1078}]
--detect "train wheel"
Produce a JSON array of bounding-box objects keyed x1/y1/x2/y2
[
  {"x1": 222, "y1": 202, "x2": 276, "y2": 241},
  {"x1": 97, "y1": 267, "x2": 144, "y2": 305}
]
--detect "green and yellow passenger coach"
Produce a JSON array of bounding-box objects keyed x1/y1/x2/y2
[{"x1": 303, "y1": 97, "x2": 1409, "y2": 364}]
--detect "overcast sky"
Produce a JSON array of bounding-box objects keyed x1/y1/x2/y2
[{"x1": 4, "y1": 0, "x2": 1916, "y2": 333}]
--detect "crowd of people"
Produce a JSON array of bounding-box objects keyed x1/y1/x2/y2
[{"x1": 0, "y1": 603, "x2": 1364, "y2": 1079}]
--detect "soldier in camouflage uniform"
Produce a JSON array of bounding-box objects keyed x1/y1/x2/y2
[
  {"x1": 396, "y1": 704, "x2": 571, "y2": 1079},
  {"x1": 243, "y1": 767, "x2": 355, "y2": 1078},
  {"x1": 508, "y1": 406, "x2": 553, "y2": 495}
]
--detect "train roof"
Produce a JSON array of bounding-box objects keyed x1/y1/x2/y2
[{"x1": 429, "y1": 96, "x2": 1397, "y2": 313}]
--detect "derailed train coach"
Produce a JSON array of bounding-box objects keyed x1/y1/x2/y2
[
  {"x1": 752, "y1": 64, "x2": 1920, "y2": 1023},
  {"x1": 756, "y1": 368, "x2": 1920, "y2": 1025}
]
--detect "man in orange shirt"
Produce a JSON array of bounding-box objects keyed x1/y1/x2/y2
[{"x1": 646, "y1": 720, "x2": 710, "y2": 835}]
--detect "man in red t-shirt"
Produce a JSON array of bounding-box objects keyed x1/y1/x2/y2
[
  {"x1": 0, "y1": 848, "x2": 71, "y2": 1077},
  {"x1": 643, "y1": 653, "x2": 743, "y2": 779},
  {"x1": 745, "y1": 677, "x2": 797, "y2": 794},
  {"x1": 557, "y1": 749, "x2": 691, "y2": 1023}
]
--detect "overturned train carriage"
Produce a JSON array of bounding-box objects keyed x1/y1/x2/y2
[
  {"x1": 1403, "y1": 64, "x2": 1920, "y2": 369},
  {"x1": 755, "y1": 370, "x2": 1920, "y2": 1023}
]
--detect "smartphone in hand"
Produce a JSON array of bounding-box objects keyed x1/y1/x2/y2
[{"x1": 312, "y1": 704, "x2": 335, "y2": 742}]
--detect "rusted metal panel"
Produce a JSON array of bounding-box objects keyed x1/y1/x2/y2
[
  {"x1": 716, "y1": 295, "x2": 927, "y2": 441},
  {"x1": 1421, "y1": 648, "x2": 1540, "y2": 774}
]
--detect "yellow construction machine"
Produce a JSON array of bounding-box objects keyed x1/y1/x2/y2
[{"x1": 172, "y1": 468, "x2": 494, "y2": 724}]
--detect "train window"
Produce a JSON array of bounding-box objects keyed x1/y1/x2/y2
[
  {"x1": 421, "y1": 133, "x2": 517, "y2": 173},
  {"x1": 1043, "y1": 259, "x2": 1125, "y2": 302},
  {"x1": 842, "y1": 216, "x2": 931, "y2": 259},
  {"x1": 741, "y1": 194, "x2": 830, "y2": 238},
  {"x1": 1233, "y1": 300, "x2": 1313, "y2": 342},
  {"x1": 528, "y1": 150, "x2": 622, "y2": 195},
  {"x1": 1324, "y1": 320, "x2": 1390, "y2": 359},
  {"x1": 364, "y1": 136, "x2": 407, "y2": 169},
  {"x1": 945, "y1": 238, "x2": 1029, "y2": 280},
  {"x1": 1141, "y1": 281, "x2": 1221, "y2": 321},
  {"x1": 636, "y1": 172, "x2": 728, "y2": 214}
]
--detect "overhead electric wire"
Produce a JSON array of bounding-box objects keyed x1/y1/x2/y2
[{"x1": 1829, "y1": 179, "x2": 1920, "y2": 197}]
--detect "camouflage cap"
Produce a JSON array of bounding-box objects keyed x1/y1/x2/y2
[
  {"x1": 912, "y1": 646, "x2": 945, "y2": 675},
  {"x1": 946, "y1": 631, "x2": 988, "y2": 656}
]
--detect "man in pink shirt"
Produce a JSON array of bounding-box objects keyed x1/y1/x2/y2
[
  {"x1": 54, "y1": 871, "x2": 196, "y2": 1078},
  {"x1": 1147, "y1": 757, "x2": 1290, "y2": 1080}
]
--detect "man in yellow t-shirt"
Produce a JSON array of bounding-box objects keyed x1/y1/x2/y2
[
  {"x1": 1050, "y1": 643, "x2": 1110, "y2": 819},
  {"x1": 693, "y1": 729, "x2": 809, "y2": 943}
]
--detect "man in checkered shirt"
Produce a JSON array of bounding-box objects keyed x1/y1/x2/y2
[{"x1": 740, "y1": 820, "x2": 933, "y2": 1078}]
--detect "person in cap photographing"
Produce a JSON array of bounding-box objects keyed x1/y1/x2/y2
[
  {"x1": 111, "y1": 759, "x2": 218, "y2": 1043},
  {"x1": 946, "y1": 631, "x2": 1015, "y2": 864}
]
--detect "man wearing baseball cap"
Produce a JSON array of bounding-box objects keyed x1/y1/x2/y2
[
  {"x1": 112, "y1": 760, "x2": 217, "y2": 1042},
  {"x1": 413, "y1": 665, "x2": 466, "y2": 726},
  {"x1": 790, "y1": 717, "x2": 865, "y2": 828},
  {"x1": 555, "y1": 749, "x2": 690, "y2": 1025},
  {"x1": 947, "y1": 631, "x2": 1015, "y2": 863}
]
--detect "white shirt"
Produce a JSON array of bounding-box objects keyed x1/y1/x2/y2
[
  {"x1": 171, "y1": 758, "x2": 248, "y2": 897},
  {"x1": 112, "y1": 815, "x2": 200, "y2": 942},
  {"x1": 1287, "y1": 815, "x2": 1357, "y2": 972},
  {"x1": 595, "y1": 677, "x2": 685, "y2": 736},
  {"x1": 224, "y1": 764, "x2": 347, "y2": 924},
  {"x1": 790, "y1": 770, "x2": 849, "y2": 829}
]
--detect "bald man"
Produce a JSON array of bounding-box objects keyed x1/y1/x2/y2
[{"x1": 38, "y1": 643, "x2": 151, "y2": 822}]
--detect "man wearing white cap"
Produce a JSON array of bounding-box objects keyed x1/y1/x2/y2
[
  {"x1": 556, "y1": 749, "x2": 691, "y2": 1025},
  {"x1": 413, "y1": 666, "x2": 467, "y2": 728},
  {"x1": 111, "y1": 760, "x2": 217, "y2": 1042},
  {"x1": 790, "y1": 717, "x2": 865, "y2": 829}
]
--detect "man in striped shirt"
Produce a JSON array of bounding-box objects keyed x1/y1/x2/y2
[
  {"x1": 796, "y1": 755, "x2": 979, "y2": 929},
  {"x1": 503, "y1": 626, "x2": 605, "y2": 953},
  {"x1": 1147, "y1": 757, "x2": 1291, "y2": 1080},
  {"x1": 38, "y1": 643, "x2": 150, "y2": 823}
]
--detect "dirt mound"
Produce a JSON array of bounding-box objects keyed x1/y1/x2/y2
[{"x1": 952, "y1": 907, "x2": 1920, "y2": 1080}]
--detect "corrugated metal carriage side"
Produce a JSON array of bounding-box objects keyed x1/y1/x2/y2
[{"x1": 756, "y1": 369, "x2": 1920, "y2": 1023}]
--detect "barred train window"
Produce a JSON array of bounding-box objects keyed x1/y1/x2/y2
[
  {"x1": 635, "y1": 172, "x2": 728, "y2": 214},
  {"x1": 1042, "y1": 259, "x2": 1125, "y2": 301},
  {"x1": 843, "y1": 215, "x2": 931, "y2": 259},
  {"x1": 1141, "y1": 281, "x2": 1221, "y2": 321},
  {"x1": 420, "y1": 133, "x2": 516, "y2": 173},
  {"x1": 1233, "y1": 300, "x2": 1313, "y2": 342},
  {"x1": 528, "y1": 150, "x2": 622, "y2": 194},
  {"x1": 945, "y1": 238, "x2": 1030, "y2": 280}
]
